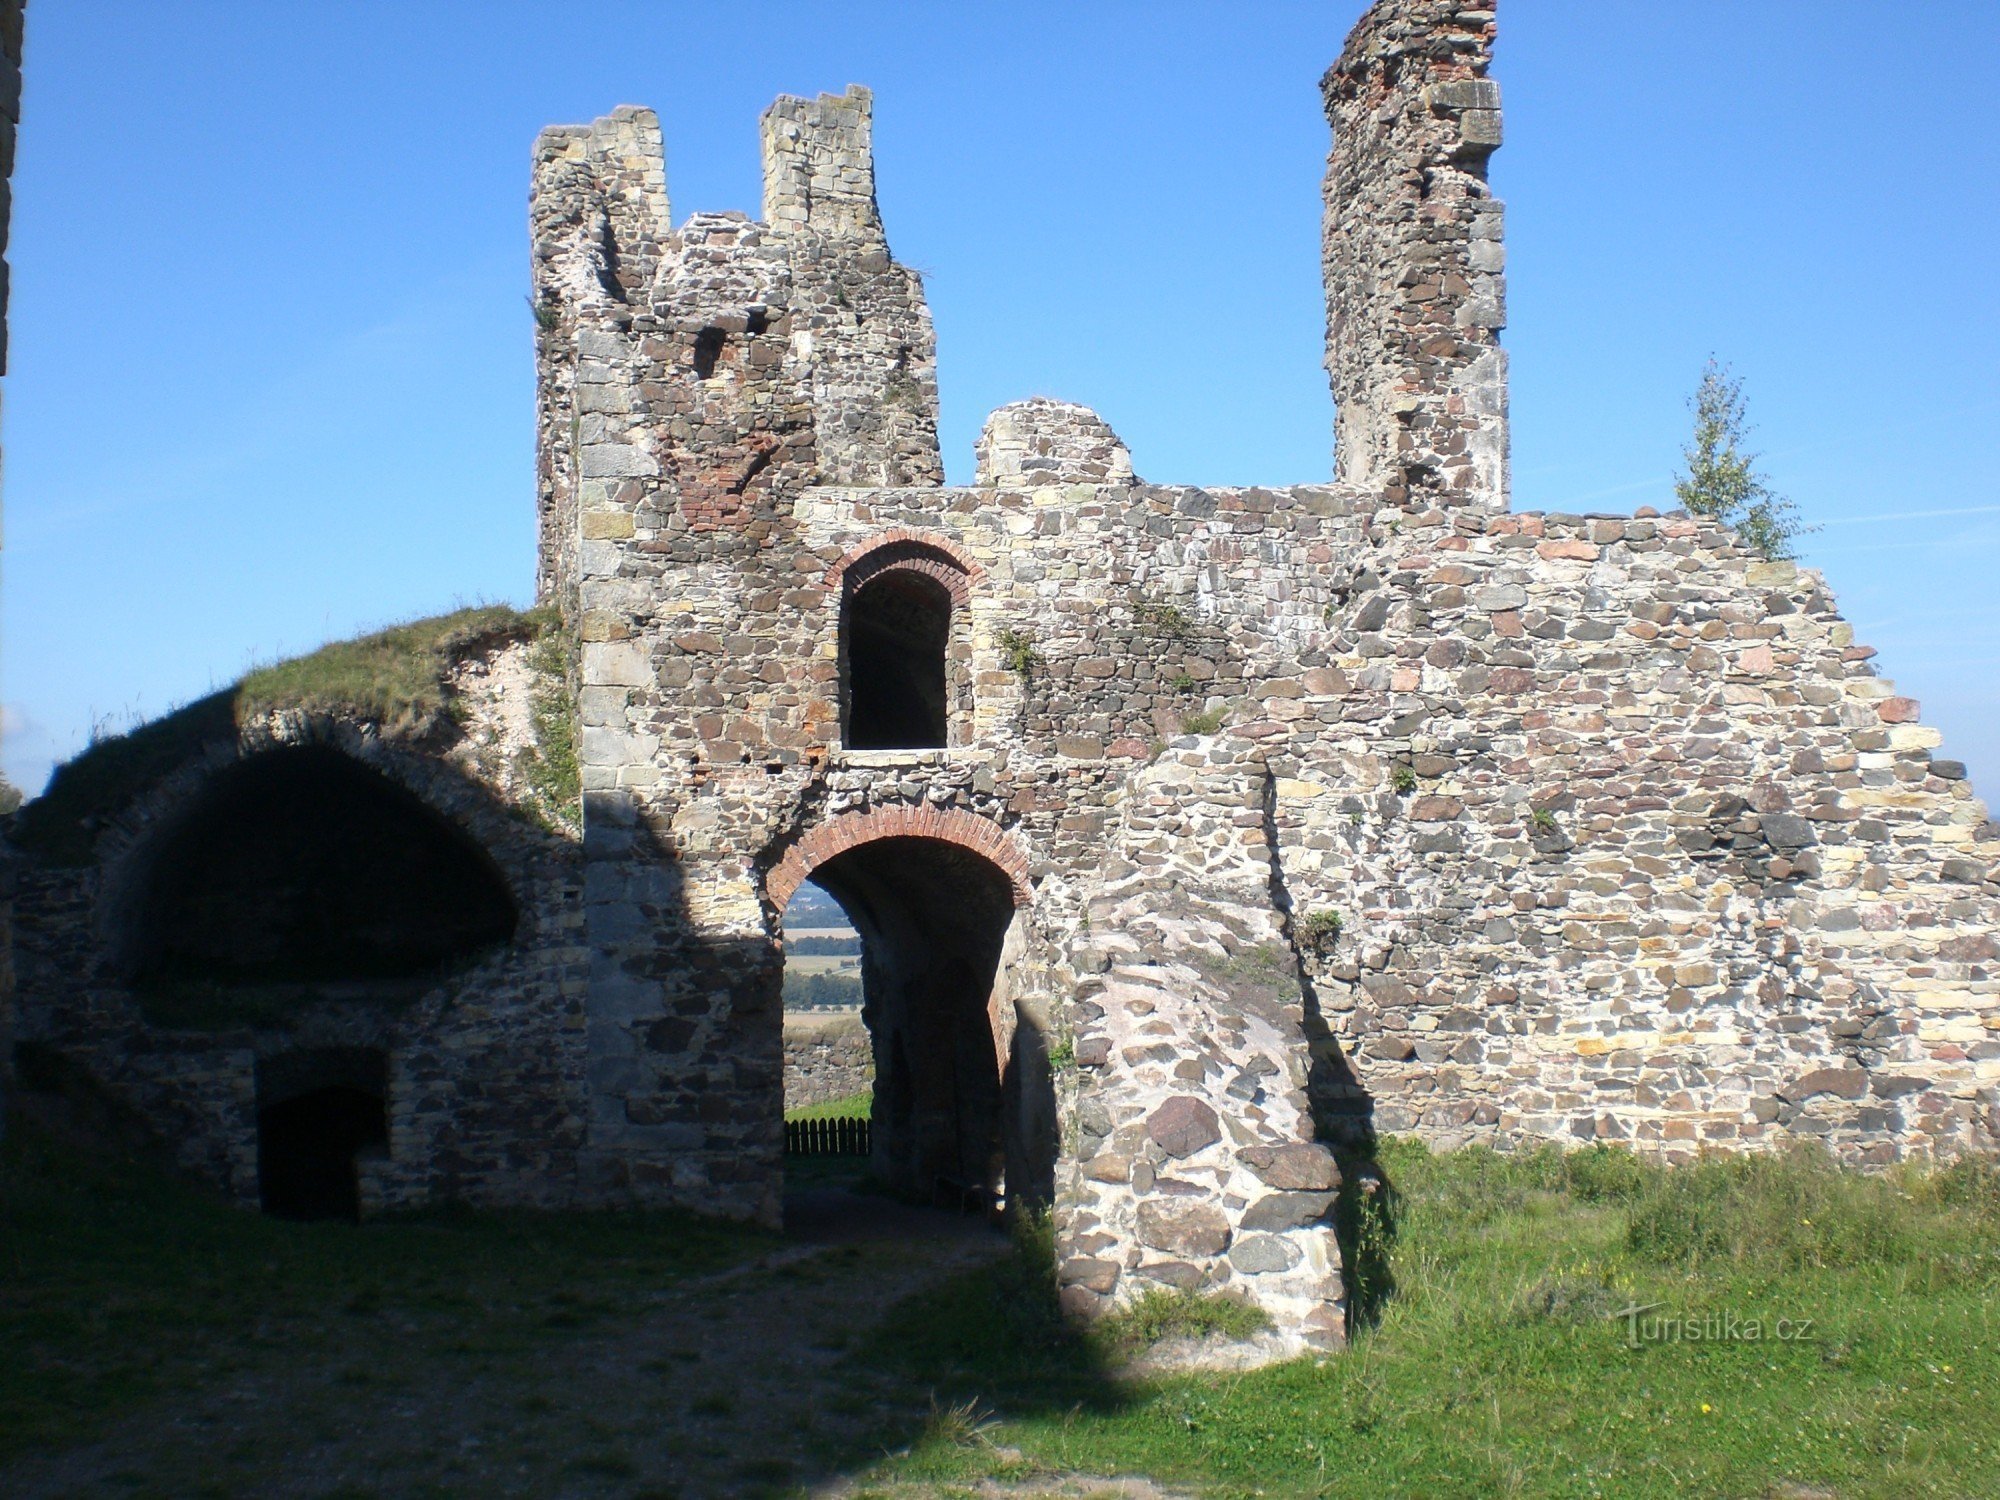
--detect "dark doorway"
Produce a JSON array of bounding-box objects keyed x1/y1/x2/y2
[
  {"x1": 844, "y1": 572, "x2": 951, "y2": 750},
  {"x1": 257, "y1": 1049, "x2": 390, "y2": 1222},
  {"x1": 126, "y1": 747, "x2": 516, "y2": 987},
  {"x1": 798, "y1": 836, "x2": 1053, "y2": 1214}
]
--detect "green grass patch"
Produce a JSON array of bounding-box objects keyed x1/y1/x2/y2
[
  {"x1": 1099, "y1": 1287, "x2": 1272, "y2": 1349},
  {"x1": 857, "y1": 1140, "x2": 2000, "y2": 1497},
  {"x1": 10, "y1": 1114, "x2": 1998, "y2": 1496},
  {"x1": 0, "y1": 1116, "x2": 774, "y2": 1459},
  {"x1": 13, "y1": 604, "x2": 556, "y2": 865},
  {"x1": 785, "y1": 1090, "x2": 873, "y2": 1124},
  {"x1": 236, "y1": 605, "x2": 544, "y2": 733}
]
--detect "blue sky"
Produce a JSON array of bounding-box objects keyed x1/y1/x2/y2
[{"x1": 4, "y1": 1, "x2": 1996, "y2": 796}]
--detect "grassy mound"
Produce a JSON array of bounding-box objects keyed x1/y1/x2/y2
[{"x1": 10, "y1": 604, "x2": 555, "y2": 865}]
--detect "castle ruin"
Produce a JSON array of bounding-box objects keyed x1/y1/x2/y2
[{"x1": 10, "y1": 0, "x2": 1999, "y2": 1356}]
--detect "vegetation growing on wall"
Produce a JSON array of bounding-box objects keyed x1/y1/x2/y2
[
  {"x1": 995, "y1": 626, "x2": 1040, "y2": 676},
  {"x1": 11, "y1": 605, "x2": 556, "y2": 865},
  {"x1": 518, "y1": 619, "x2": 581, "y2": 833}
]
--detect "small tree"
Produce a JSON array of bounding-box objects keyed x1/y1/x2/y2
[{"x1": 1674, "y1": 358, "x2": 1811, "y2": 560}]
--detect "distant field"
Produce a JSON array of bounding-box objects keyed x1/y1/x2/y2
[
  {"x1": 784, "y1": 954, "x2": 859, "y2": 977},
  {"x1": 782, "y1": 1008, "x2": 862, "y2": 1035}
]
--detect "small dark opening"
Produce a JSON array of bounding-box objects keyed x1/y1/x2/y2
[
  {"x1": 745, "y1": 309, "x2": 770, "y2": 338},
  {"x1": 259, "y1": 1088, "x2": 386, "y2": 1221},
  {"x1": 128, "y1": 746, "x2": 516, "y2": 988},
  {"x1": 845, "y1": 572, "x2": 950, "y2": 750},
  {"x1": 693, "y1": 326, "x2": 726, "y2": 378}
]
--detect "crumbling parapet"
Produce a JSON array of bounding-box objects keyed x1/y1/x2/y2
[
  {"x1": 540, "y1": 83, "x2": 953, "y2": 1214},
  {"x1": 974, "y1": 399, "x2": 1136, "y2": 488},
  {"x1": 761, "y1": 86, "x2": 943, "y2": 488},
  {"x1": 1323, "y1": 0, "x2": 1508, "y2": 512}
]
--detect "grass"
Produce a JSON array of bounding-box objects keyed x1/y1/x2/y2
[
  {"x1": 1180, "y1": 705, "x2": 1226, "y2": 735},
  {"x1": 1129, "y1": 591, "x2": 1196, "y2": 643},
  {"x1": 855, "y1": 1140, "x2": 2000, "y2": 1497},
  {"x1": 237, "y1": 605, "x2": 546, "y2": 733},
  {"x1": 8, "y1": 1113, "x2": 1998, "y2": 1497},
  {"x1": 0, "y1": 1115, "x2": 773, "y2": 1460},
  {"x1": 518, "y1": 620, "x2": 581, "y2": 831},
  {"x1": 996, "y1": 626, "x2": 1040, "y2": 675},
  {"x1": 12, "y1": 604, "x2": 556, "y2": 864},
  {"x1": 786, "y1": 1090, "x2": 873, "y2": 1124},
  {"x1": 1100, "y1": 1287, "x2": 1272, "y2": 1348},
  {"x1": 1296, "y1": 907, "x2": 1343, "y2": 952},
  {"x1": 784, "y1": 954, "x2": 862, "y2": 977}
]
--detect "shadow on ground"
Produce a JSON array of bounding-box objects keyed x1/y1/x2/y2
[{"x1": 0, "y1": 1123, "x2": 1139, "y2": 1498}]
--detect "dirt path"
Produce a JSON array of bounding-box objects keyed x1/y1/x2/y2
[{"x1": 4, "y1": 1190, "x2": 1019, "y2": 1499}]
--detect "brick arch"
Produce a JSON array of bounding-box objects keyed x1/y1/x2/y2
[
  {"x1": 765, "y1": 804, "x2": 1032, "y2": 910},
  {"x1": 826, "y1": 528, "x2": 983, "y2": 606}
]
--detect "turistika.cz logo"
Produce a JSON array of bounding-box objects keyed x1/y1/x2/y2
[{"x1": 1611, "y1": 1302, "x2": 1817, "y2": 1349}]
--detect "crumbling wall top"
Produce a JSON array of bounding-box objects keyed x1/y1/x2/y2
[
  {"x1": 974, "y1": 398, "x2": 1135, "y2": 488},
  {"x1": 760, "y1": 84, "x2": 882, "y2": 239}
]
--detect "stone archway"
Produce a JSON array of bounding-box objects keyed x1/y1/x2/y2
[{"x1": 767, "y1": 806, "x2": 1050, "y2": 1211}]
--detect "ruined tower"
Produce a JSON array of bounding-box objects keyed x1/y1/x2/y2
[{"x1": 1323, "y1": 0, "x2": 1508, "y2": 509}]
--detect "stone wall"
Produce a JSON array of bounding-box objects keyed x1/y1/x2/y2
[
  {"x1": 1323, "y1": 0, "x2": 1507, "y2": 510},
  {"x1": 782, "y1": 1012, "x2": 873, "y2": 1110},
  {"x1": 519, "y1": 0, "x2": 1998, "y2": 1341},
  {"x1": 9, "y1": 640, "x2": 591, "y2": 1212},
  {"x1": 1062, "y1": 741, "x2": 1346, "y2": 1352}
]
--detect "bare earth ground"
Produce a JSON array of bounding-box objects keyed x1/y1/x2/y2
[{"x1": 3, "y1": 1185, "x2": 1150, "y2": 1500}]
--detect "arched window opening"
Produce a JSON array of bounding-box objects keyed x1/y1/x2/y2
[
  {"x1": 844, "y1": 571, "x2": 951, "y2": 750},
  {"x1": 256, "y1": 1048, "x2": 389, "y2": 1222},
  {"x1": 125, "y1": 747, "x2": 517, "y2": 994}
]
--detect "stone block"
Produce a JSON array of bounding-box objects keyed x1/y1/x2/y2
[
  {"x1": 1147, "y1": 1096, "x2": 1222, "y2": 1158},
  {"x1": 1060, "y1": 1257, "x2": 1121, "y2": 1294},
  {"x1": 1135, "y1": 1200, "x2": 1230, "y2": 1258},
  {"x1": 1783, "y1": 1068, "x2": 1867, "y2": 1102},
  {"x1": 583, "y1": 641, "x2": 654, "y2": 688},
  {"x1": 1238, "y1": 1143, "x2": 1341, "y2": 1191},
  {"x1": 579, "y1": 442, "x2": 657, "y2": 478},
  {"x1": 1230, "y1": 1234, "x2": 1303, "y2": 1274},
  {"x1": 1240, "y1": 1191, "x2": 1336, "y2": 1232}
]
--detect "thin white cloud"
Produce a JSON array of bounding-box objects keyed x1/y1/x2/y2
[{"x1": 1819, "y1": 503, "x2": 2000, "y2": 527}]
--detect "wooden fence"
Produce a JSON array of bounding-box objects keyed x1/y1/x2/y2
[{"x1": 785, "y1": 1116, "x2": 872, "y2": 1157}]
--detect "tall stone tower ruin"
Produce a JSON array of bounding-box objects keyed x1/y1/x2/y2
[{"x1": 1324, "y1": 0, "x2": 1508, "y2": 509}]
